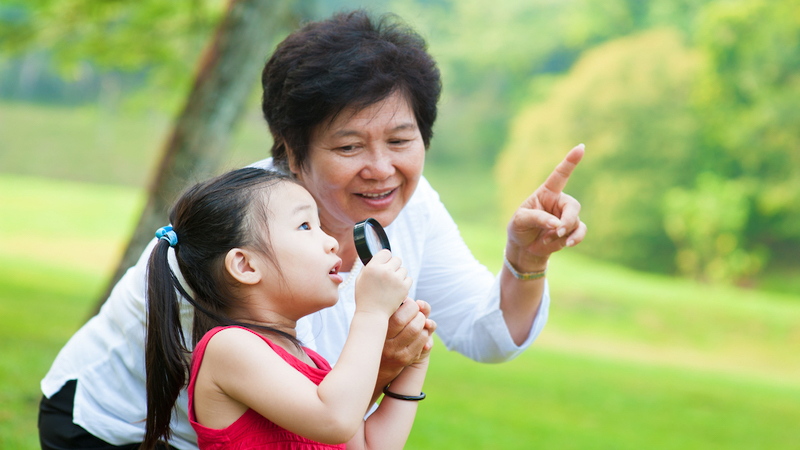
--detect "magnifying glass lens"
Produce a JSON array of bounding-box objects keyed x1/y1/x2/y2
[
  {"x1": 353, "y1": 218, "x2": 391, "y2": 266},
  {"x1": 365, "y1": 224, "x2": 384, "y2": 256}
]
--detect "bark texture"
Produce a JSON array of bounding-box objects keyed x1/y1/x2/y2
[{"x1": 91, "y1": 0, "x2": 307, "y2": 316}]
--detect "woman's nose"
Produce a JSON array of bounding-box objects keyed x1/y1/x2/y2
[{"x1": 360, "y1": 148, "x2": 395, "y2": 180}]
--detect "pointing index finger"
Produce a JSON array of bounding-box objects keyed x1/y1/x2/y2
[{"x1": 542, "y1": 144, "x2": 585, "y2": 194}]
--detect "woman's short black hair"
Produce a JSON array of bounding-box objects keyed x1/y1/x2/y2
[{"x1": 261, "y1": 10, "x2": 442, "y2": 173}]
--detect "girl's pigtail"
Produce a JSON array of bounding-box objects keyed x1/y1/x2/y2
[{"x1": 143, "y1": 239, "x2": 189, "y2": 449}]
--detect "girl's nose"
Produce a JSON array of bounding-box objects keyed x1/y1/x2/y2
[{"x1": 326, "y1": 233, "x2": 340, "y2": 254}]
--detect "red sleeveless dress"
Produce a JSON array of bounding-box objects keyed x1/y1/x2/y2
[{"x1": 188, "y1": 326, "x2": 346, "y2": 450}]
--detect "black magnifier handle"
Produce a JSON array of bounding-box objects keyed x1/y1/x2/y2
[
  {"x1": 354, "y1": 218, "x2": 409, "y2": 309},
  {"x1": 353, "y1": 218, "x2": 391, "y2": 266}
]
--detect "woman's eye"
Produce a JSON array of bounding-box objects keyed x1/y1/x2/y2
[{"x1": 299, "y1": 222, "x2": 311, "y2": 231}]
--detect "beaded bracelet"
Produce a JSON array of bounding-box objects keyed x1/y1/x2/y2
[
  {"x1": 503, "y1": 250, "x2": 547, "y2": 281},
  {"x1": 382, "y1": 385, "x2": 426, "y2": 401}
]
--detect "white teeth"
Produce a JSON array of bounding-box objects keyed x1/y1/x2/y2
[{"x1": 361, "y1": 190, "x2": 393, "y2": 198}]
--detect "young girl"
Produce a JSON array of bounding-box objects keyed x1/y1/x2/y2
[{"x1": 143, "y1": 168, "x2": 430, "y2": 449}]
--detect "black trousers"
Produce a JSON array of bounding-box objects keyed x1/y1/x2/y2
[{"x1": 38, "y1": 379, "x2": 177, "y2": 450}]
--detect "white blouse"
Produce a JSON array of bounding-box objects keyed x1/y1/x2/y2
[{"x1": 41, "y1": 161, "x2": 549, "y2": 449}]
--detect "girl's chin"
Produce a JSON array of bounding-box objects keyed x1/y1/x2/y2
[{"x1": 326, "y1": 293, "x2": 340, "y2": 306}]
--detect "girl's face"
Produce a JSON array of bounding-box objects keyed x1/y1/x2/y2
[
  {"x1": 291, "y1": 91, "x2": 426, "y2": 237},
  {"x1": 256, "y1": 182, "x2": 343, "y2": 319}
]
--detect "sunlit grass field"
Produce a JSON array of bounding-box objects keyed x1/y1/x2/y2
[{"x1": 2, "y1": 102, "x2": 800, "y2": 448}]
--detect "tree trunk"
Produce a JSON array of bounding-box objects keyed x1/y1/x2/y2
[{"x1": 90, "y1": 0, "x2": 309, "y2": 317}]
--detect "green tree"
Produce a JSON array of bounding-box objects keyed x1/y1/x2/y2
[
  {"x1": 496, "y1": 28, "x2": 702, "y2": 273},
  {"x1": 1, "y1": 0, "x2": 311, "y2": 313},
  {"x1": 91, "y1": 0, "x2": 308, "y2": 314},
  {"x1": 496, "y1": 0, "x2": 800, "y2": 282},
  {"x1": 693, "y1": 0, "x2": 800, "y2": 267},
  {"x1": 390, "y1": 0, "x2": 715, "y2": 170},
  {"x1": 0, "y1": 0, "x2": 227, "y2": 108},
  {"x1": 663, "y1": 173, "x2": 765, "y2": 282}
]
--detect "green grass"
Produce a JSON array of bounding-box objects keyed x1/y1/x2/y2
[
  {"x1": 0, "y1": 100, "x2": 275, "y2": 188},
  {"x1": 0, "y1": 174, "x2": 144, "y2": 449},
  {"x1": 0, "y1": 102, "x2": 165, "y2": 186},
  {"x1": 412, "y1": 347, "x2": 800, "y2": 449},
  {"x1": 0, "y1": 257, "x2": 104, "y2": 449},
  {"x1": 3, "y1": 101, "x2": 800, "y2": 448},
  {"x1": 3, "y1": 173, "x2": 800, "y2": 449}
]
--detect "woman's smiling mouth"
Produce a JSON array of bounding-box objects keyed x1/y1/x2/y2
[{"x1": 357, "y1": 188, "x2": 396, "y2": 199}]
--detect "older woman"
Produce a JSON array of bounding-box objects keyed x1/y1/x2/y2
[{"x1": 39, "y1": 10, "x2": 586, "y2": 450}]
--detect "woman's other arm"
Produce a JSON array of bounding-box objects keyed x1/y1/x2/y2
[{"x1": 501, "y1": 144, "x2": 587, "y2": 344}]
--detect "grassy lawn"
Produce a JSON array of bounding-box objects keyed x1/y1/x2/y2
[
  {"x1": 413, "y1": 347, "x2": 800, "y2": 449},
  {"x1": 0, "y1": 100, "x2": 276, "y2": 188},
  {"x1": 3, "y1": 173, "x2": 800, "y2": 449},
  {"x1": 0, "y1": 175, "x2": 144, "y2": 449},
  {"x1": 2, "y1": 101, "x2": 799, "y2": 448}
]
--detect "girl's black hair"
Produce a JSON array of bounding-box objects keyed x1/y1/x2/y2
[{"x1": 143, "y1": 167, "x2": 298, "y2": 449}]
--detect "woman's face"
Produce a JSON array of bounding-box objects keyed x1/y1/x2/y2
[{"x1": 291, "y1": 91, "x2": 425, "y2": 237}]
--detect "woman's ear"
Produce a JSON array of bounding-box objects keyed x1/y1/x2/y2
[
  {"x1": 285, "y1": 143, "x2": 302, "y2": 180},
  {"x1": 224, "y1": 248, "x2": 262, "y2": 285}
]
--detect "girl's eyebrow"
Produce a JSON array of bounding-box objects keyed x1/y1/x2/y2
[{"x1": 292, "y1": 203, "x2": 314, "y2": 215}]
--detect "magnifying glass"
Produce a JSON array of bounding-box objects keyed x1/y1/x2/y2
[{"x1": 353, "y1": 218, "x2": 391, "y2": 266}]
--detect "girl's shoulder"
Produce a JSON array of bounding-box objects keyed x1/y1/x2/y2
[
  {"x1": 198, "y1": 326, "x2": 329, "y2": 373},
  {"x1": 191, "y1": 326, "x2": 330, "y2": 411},
  {"x1": 199, "y1": 326, "x2": 279, "y2": 360},
  {"x1": 191, "y1": 326, "x2": 291, "y2": 403},
  {"x1": 193, "y1": 326, "x2": 277, "y2": 373}
]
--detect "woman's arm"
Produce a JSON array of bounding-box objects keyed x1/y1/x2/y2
[
  {"x1": 500, "y1": 144, "x2": 587, "y2": 344},
  {"x1": 363, "y1": 144, "x2": 586, "y2": 388}
]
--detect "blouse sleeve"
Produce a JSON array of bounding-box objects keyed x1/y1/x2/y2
[{"x1": 412, "y1": 182, "x2": 550, "y2": 363}]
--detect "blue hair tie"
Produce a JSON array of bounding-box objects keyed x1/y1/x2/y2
[{"x1": 155, "y1": 225, "x2": 178, "y2": 247}]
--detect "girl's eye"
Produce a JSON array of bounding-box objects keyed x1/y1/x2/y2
[{"x1": 299, "y1": 222, "x2": 311, "y2": 231}]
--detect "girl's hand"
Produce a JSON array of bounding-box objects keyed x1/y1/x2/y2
[{"x1": 355, "y1": 249, "x2": 412, "y2": 318}]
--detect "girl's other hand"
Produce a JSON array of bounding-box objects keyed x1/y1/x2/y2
[{"x1": 355, "y1": 249, "x2": 412, "y2": 318}]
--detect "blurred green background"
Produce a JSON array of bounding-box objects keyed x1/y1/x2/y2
[{"x1": 1, "y1": 0, "x2": 798, "y2": 448}]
